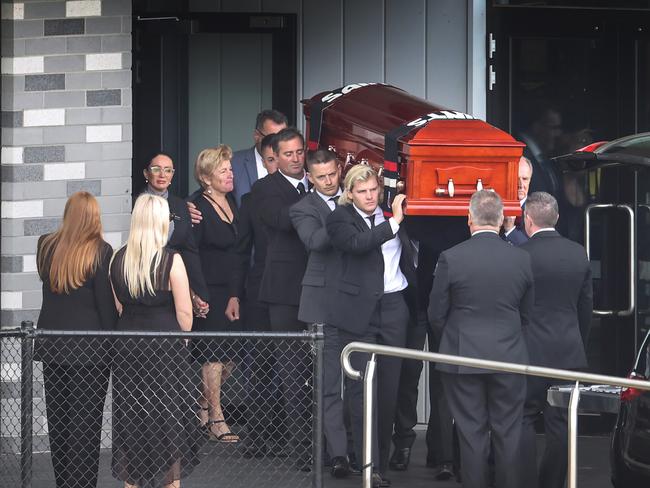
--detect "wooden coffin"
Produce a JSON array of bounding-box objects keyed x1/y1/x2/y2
[{"x1": 302, "y1": 83, "x2": 524, "y2": 216}]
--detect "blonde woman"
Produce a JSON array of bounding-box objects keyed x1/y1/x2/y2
[
  {"x1": 35, "y1": 191, "x2": 117, "y2": 488},
  {"x1": 110, "y1": 194, "x2": 201, "y2": 488},
  {"x1": 190, "y1": 145, "x2": 242, "y2": 443}
]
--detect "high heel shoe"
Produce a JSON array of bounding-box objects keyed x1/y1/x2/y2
[{"x1": 205, "y1": 419, "x2": 239, "y2": 443}]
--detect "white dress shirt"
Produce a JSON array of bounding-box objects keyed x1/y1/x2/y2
[
  {"x1": 279, "y1": 170, "x2": 309, "y2": 193},
  {"x1": 530, "y1": 227, "x2": 555, "y2": 237},
  {"x1": 316, "y1": 189, "x2": 341, "y2": 211},
  {"x1": 254, "y1": 147, "x2": 268, "y2": 180},
  {"x1": 353, "y1": 204, "x2": 408, "y2": 293}
]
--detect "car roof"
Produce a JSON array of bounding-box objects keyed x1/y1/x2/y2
[{"x1": 553, "y1": 132, "x2": 650, "y2": 169}]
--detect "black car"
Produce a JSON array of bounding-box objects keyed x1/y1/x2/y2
[{"x1": 610, "y1": 329, "x2": 650, "y2": 487}]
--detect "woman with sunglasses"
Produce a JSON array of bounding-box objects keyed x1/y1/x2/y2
[{"x1": 143, "y1": 154, "x2": 210, "y2": 317}]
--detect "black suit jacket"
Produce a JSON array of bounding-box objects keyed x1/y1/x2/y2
[
  {"x1": 235, "y1": 192, "x2": 268, "y2": 295},
  {"x1": 252, "y1": 171, "x2": 308, "y2": 306},
  {"x1": 167, "y1": 193, "x2": 209, "y2": 301},
  {"x1": 428, "y1": 232, "x2": 533, "y2": 374},
  {"x1": 289, "y1": 192, "x2": 341, "y2": 324},
  {"x1": 520, "y1": 230, "x2": 593, "y2": 369},
  {"x1": 326, "y1": 204, "x2": 417, "y2": 334},
  {"x1": 35, "y1": 238, "x2": 117, "y2": 364}
]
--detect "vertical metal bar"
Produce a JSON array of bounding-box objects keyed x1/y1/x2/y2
[
  {"x1": 311, "y1": 324, "x2": 324, "y2": 488},
  {"x1": 567, "y1": 381, "x2": 581, "y2": 488},
  {"x1": 363, "y1": 354, "x2": 377, "y2": 488},
  {"x1": 20, "y1": 321, "x2": 34, "y2": 488}
]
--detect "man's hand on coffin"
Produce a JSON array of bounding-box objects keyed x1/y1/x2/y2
[{"x1": 391, "y1": 194, "x2": 407, "y2": 224}]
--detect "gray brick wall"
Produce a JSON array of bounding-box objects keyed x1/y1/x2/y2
[
  {"x1": 1, "y1": 0, "x2": 133, "y2": 329},
  {"x1": 1, "y1": 0, "x2": 132, "y2": 456}
]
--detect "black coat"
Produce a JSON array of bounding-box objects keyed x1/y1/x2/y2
[
  {"x1": 289, "y1": 192, "x2": 341, "y2": 324},
  {"x1": 326, "y1": 204, "x2": 417, "y2": 334},
  {"x1": 252, "y1": 171, "x2": 308, "y2": 306},
  {"x1": 35, "y1": 238, "x2": 117, "y2": 364},
  {"x1": 163, "y1": 192, "x2": 209, "y2": 301},
  {"x1": 428, "y1": 232, "x2": 533, "y2": 374},
  {"x1": 235, "y1": 192, "x2": 268, "y2": 294},
  {"x1": 520, "y1": 230, "x2": 593, "y2": 369}
]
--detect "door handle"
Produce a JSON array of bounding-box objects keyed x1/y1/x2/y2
[{"x1": 585, "y1": 204, "x2": 636, "y2": 316}]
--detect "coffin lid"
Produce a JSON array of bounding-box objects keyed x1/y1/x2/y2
[{"x1": 303, "y1": 83, "x2": 523, "y2": 149}]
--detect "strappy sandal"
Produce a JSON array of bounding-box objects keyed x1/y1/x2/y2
[
  {"x1": 197, "y1": 406, "x2": 209, "y2": 427},
  {"x1": 205, "y1": 419, "x2": 239, "y2": 443}
]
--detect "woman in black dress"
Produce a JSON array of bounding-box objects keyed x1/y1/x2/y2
[
  {"x1": 35, "y1": 191, "x2": 117, "y2": 488},
  {"x1": 191, "y1": 145, "x2": 243, "y2": 443},
  {"x1": 142, "y1": 153, "x2": 210, "y2": 317},
  {"x1": 110, "y1": 194, "x2": 202, "y2": 488}
]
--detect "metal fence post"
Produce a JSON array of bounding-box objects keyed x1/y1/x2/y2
[
  {"x1": 567, "y1": 381, "x2": 581, "y2": 488},
  {"x1": 362, "y1": 354, "x2": 377, "y2": 488},
  {"x1": 20, "y1": 320, "x2": 35, "y2": 488},
  {"x1": 311, "y1": 323, "x2": 324, "y2": 488}
]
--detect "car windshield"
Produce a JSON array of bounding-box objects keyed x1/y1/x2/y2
[{"x1": 594, "y1": 132, "x2": 650, "y2": 158}]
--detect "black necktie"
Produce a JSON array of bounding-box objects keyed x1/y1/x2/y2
[
  {"x1": 367, "y1": 215, "x2": 375, "y2": 228},
  {"x1": 329, "y1": 197, "x2": 338, "y2": 207},
  {"x1": 296, "y1": 182, "x2": 306, "y2": 195}
]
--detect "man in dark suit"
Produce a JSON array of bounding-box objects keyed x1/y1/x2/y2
[
  {"x1": 231, "y1": 109, "x2": 288, "y2": 205},
  {"x1": 327, "y1": 165, "x2": 416, "y2": 487},
  {"x1": 251, "y1": 127, "x2": 311, "y2": 467},
  {"x1": 236, "y1": 134, "x2": 286, "y2": 457},
  {"x1": 428, "y1": 189, "x2": 533, "y2": 488},
  {"x1": 518, "y1": 191, "x2": 593, "y2": 488},
  {"x1": 289, "y1": 149, "x2": 351, "y2": 478},
  {"x1": 503, "y1": 156, "x2": 533, "y2": 246}
]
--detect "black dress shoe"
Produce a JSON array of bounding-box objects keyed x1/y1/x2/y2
[
  {"x1": 388, "y1": 447, "x2": 411, "y2": 471},
  {"x1": 330, "y1": 456, "x2": 351, "y2": 478},
  {"x1": 372, "y1": 472, "x2": 391, "y2": 487},
  {"x1": 433, "y1": 463, "x2": 454, "y2": 481}
]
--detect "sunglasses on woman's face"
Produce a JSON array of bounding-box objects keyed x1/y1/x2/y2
[{"x1": 149, "y1": 166, "x2": 175, "y2": 176}]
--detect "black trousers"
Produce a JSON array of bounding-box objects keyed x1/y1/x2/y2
[
  {"x1": 42, "y1": 363, "x2": 110, "y2": 488},
  {"x1": 441, "y1": 372, "x2": 525, "y2": 488},
  {"x1": 244, "y1": 282, "x2": 285, "y2": 447},
  {"x1": 339, "y1": 291, "x2": 409, "y2": 475},
  {"x1": 268, "y1": 304, "x2": 311, "y2": 450},
  {"x1": 520, "y1": 375, "x2": 569, "y2": 488},
  {"x1": 322, "y1": 324, "x2": 347, "y2": 458},
  {"x1": 392, "y1": 312, "x2": 454, "y2": 466}
]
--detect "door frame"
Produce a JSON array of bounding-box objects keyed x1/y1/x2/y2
[{"x1": 132, "y1": 12, "x2": 297, "y2": 198}]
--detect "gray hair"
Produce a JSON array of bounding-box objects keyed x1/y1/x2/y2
[
  {"x1": 524, "y1": 191, "x2": 559, "y2": 228},
  {"x1": 469, "y1": 190, "x2": 504, "y2": 227},
  {"x1": 520, "y1": 156, "x2": 533, "y2": 174}
]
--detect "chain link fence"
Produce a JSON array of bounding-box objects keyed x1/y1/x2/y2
[{"x1": 1, "y1": 323, "x2": 324, "y2": 488}]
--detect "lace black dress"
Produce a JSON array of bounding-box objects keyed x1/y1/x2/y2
[{"x1": 110, "y1": 247, "x2": 203, "y2": 487}]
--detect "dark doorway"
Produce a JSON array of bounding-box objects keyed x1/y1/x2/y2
[
  {"x1": 486, "y1": 3, "x2": 650, "y2": 379},
  {"x1": 132, "y1": 10, "x2": 297, "y2": 197}
]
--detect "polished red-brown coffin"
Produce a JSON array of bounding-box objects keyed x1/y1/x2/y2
[{"x1": 302, "y1": 84, "x2": 524, "y2": 216}]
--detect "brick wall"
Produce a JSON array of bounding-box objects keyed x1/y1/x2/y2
[{"x1": 1, "y1": 0, "x2": 133, "y2": 329}]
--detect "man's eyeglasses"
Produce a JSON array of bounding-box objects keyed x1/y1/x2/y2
[
  {"x1": 256, "y1": 129, "x2": 269, "y2": 138},
  {"x1": 149, "y1": 166, "x2": 175, "y2": 176}
]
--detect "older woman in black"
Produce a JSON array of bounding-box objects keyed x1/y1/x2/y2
[
  {"x1": 191, "y1": 145, "x2": 243, "y2": 443},
  {"x1": 143, "y1": 153, "x2": 210, "y2": 317},
  {"x1": 35, "y1": 191, "x2": 117, "y2": 488}
]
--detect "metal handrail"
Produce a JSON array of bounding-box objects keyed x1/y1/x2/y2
[{"x1": 341, "y1": 342, "x2": 650, "y2": 488}]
